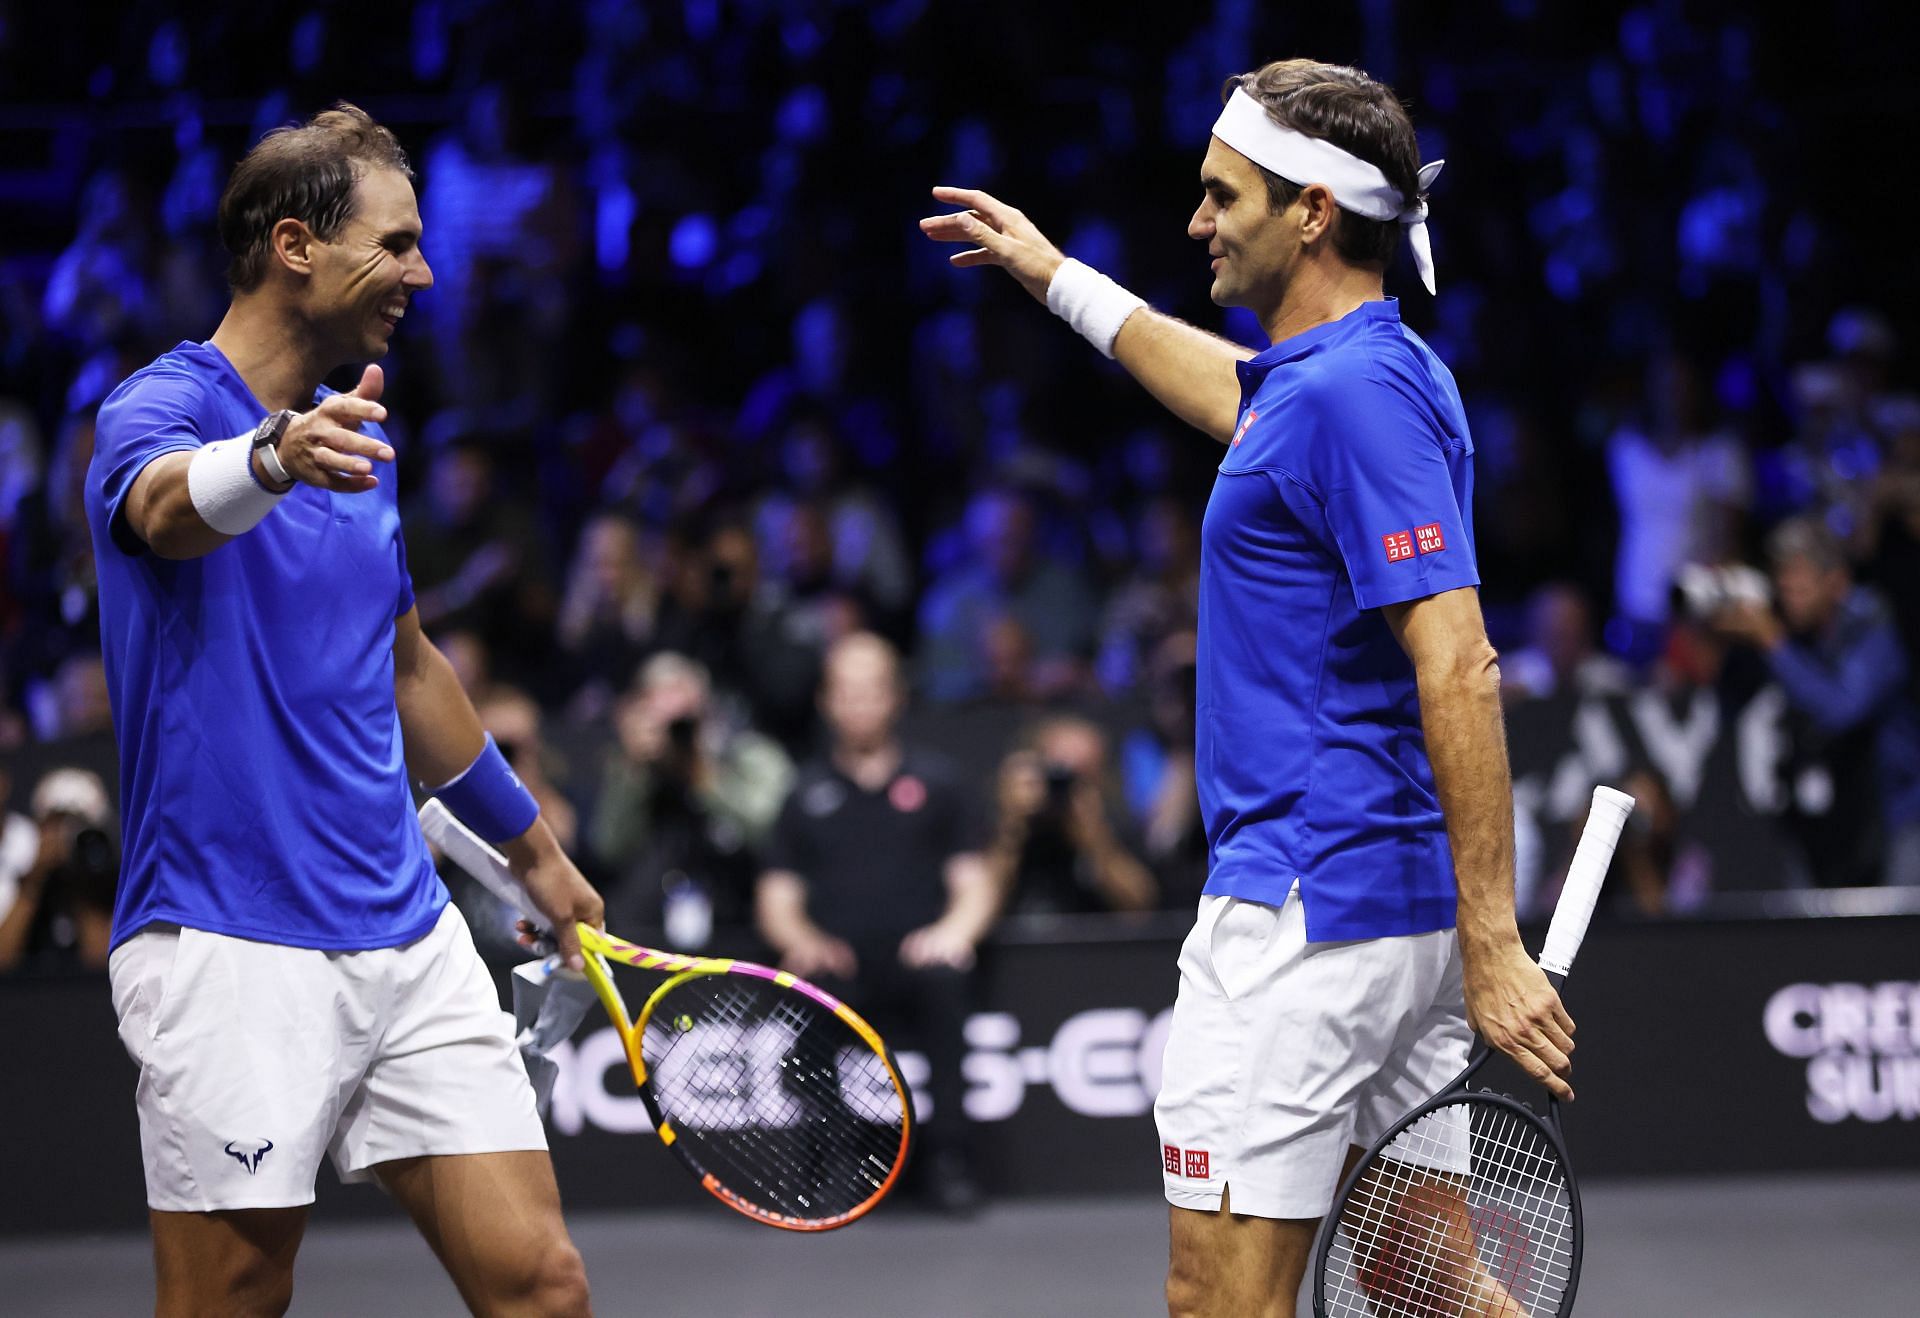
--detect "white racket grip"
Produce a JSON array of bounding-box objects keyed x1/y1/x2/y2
[
  {"x1": 1538, "y1": 786, "x2": 1635, "y2": 978},
  {"x1": 419, "y1": 799, "x2": 535, "y2": 920}
]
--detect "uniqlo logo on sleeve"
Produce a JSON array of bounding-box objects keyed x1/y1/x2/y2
[
  {"x1": 1163, "y1": 1144, "x2": 1182, "y2": 1175},
  {"x1": 1382, "y1": 530, "x2": 1415, "y2": 563},
  {"x1": 1184, "y1": 1149, "x2": 1210, "y2": 1179},
  {"x1": 1415, "y1": 522, "x2": 1446, "y2": 555}
]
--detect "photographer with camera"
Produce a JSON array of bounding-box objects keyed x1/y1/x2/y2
[
  {"x1": 587, "y1": 651, "x2": 793, "y2": 948},
  {"x1": 990, "y1": 714, "x2": 1157, "y2": 916},
  {"x1": 1710, "y1": 517, "x2": 1920, "y2": 886},
  {"x1": 0, "y1": 766, "x2": 116, "y2": 971}
]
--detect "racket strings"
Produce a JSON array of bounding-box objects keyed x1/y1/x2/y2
[
  {"x1": 639, "y1": 975, "x2": 907, "y2": 1221},
  {"x1": 1323, "y1": 1099, "x2": 1574, "y2": 1317}
]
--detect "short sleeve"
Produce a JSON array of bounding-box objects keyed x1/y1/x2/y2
[
  {"x1": 394, "y1": 526, "x2": 417, "y2": 618},
  {"x1": 760, "y1": 784, "x2": 808, "y2": 876},
  {"x1": 92, "y1": 374, "x2": 209, "y2": 556},
  {"x1": 1309, "y1": 378, "x2": 1479, "y2": 611}
]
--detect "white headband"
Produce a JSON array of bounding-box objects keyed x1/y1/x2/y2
[{"x1": 1211, "y1": 87, "x2": 1446, "y2": 294}]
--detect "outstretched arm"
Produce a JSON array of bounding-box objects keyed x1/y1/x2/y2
[{"x1": 920, "y1": 186, "x2": 1250, "y2": 443}]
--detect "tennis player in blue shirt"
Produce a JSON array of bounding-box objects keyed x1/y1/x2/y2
[
  {"x1": 86, "y1": 105, "x2": 600, "y2": 1316},
  {"x1": 924, "y1": 59, "x2": 1576, "y2": 1317}
]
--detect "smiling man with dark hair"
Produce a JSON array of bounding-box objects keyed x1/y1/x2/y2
[{"x1": 87, "y1": 103, "x2": 601, "y2": 1316}]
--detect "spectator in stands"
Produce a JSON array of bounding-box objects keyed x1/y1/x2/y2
[
  {"x1": 1607, "y1": 351, "x2": 1751, "y2": 640},
  {"x1": 756, "y1": 632, "x2": 994, "y2": 1213},
  {"x1": 1501, "y1": 583, "x2": 1634, "y2": 702},
  {"x1": 475, "y1": 686, "x2": 578, "y2": 854},
  {"x1": 403, "y1": 439, "x2": 555, "y2": 691},
  {"x1": 1095, "y1": 496, "x2": 1201, "y2": 696},
  {"x1": 1119, "y1": 630, "x2": 1207, "y2": 911},
  {"x1": 988, "y1": 714, "x2": 1156, "y2": 915},
  {"x1": 1713, "y1": 517, "x2": 1920, "y2": 886},
  {"x1": 555, "y1": 511, "x2": 658, "y2": 718},
  {"x1": 588, "y1": 653, "x2": 792, "y2": 946},
  {"x1": 917, "y1": 487, "x2": 1098, "y2": 703},
  {"x1": 653, "y1": 518, "x2": 823, "y2": 752},
  {"x1": 0, "y1": 766, "x2": 115, "y2": 971},
  {"x1": 0, "y1": 764, "x2": 40, "y2": 960},
  {"x1": 1611, "y1": 764, "x2": 1713, "y2": 916}
]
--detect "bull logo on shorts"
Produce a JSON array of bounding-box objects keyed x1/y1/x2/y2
[{"x1": 224, "y1": 1138, "x2": 274, "y2": 1174}]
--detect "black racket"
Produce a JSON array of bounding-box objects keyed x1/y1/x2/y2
[{"x1": 1312, "y1": 785, "x2": 1635, "y2": 1318}]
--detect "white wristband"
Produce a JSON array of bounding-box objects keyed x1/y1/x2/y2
[
  {"x1": 1045, "y1": 258, "x2": 1147, "y2": 359},
  {"x1": 187, "y1": 436, "x2": 288, "y2": 536}
]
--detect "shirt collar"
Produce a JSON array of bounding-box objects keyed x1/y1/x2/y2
[{"x1": 1237, "y1": 297, "x2": 1400, "y2": 381}]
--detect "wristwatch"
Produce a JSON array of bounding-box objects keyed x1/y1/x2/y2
[{"x1": 251, "y1": 409, "x2": 295, "y2": 487}]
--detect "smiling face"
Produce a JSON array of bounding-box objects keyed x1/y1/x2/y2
[
  {"x1": 1188, "y1": 139, "x2": 1305, "y2": 314},
  {"x1": 302, "y1": 166, "x2": 432, "y2": 361}
]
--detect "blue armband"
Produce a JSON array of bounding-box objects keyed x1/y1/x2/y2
[{"x1": 428, "y1": 734, "x2": 540, "y2": 844}]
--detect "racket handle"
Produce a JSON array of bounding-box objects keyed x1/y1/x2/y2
[
  {"x1": 418, "y1": 798, "x2": 536, "y2": 922},
  {"x1": 1538, "y1": 785, "x2": 1635, "y2": 978}
]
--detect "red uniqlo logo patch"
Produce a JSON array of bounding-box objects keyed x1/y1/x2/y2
[
  {"x1": 1163, "y1": 1144, "x2": 1182, "y2": 1175},
  {"x1": 1382, "y1": 530, "x2": 1414, "y2": 563},
  {"x1": 1232, "y1": 409, "x2": 1259, "y2": 447},
  {"x1": 1415, "y1": 522, "x2": 1446, "y2": 555},
  {"x1": 1184, "y1": 1149, "x2": 1210, "y2": 1179}
]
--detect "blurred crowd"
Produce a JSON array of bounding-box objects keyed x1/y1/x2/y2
[{"x1": 5, "y1": 0, "x2": 1920, "y2": 984}]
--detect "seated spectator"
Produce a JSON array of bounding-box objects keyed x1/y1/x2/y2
[
  {"x1": 588, "y1": 653, "x2": 793, "y2": 946},
  {"x1": 1096, "y1": 496, "x2": 1201, "y2": 696},
  {"x1": 1501, "y1": 582, "x2": 1633, "y2": 701},
  {"x1": 1119, "y1": 631, "x2": 1207, "y2": 910},
  {"x1": 756, "y1": 632, "x2": 994, "y2": 1213},
  {"x1": 654, "y1": 518, "x2": 822, "y2": 753},
  {"x1": 988, "y1": 715, "x2": 1156, "y2": 915},
  {"x1": 1610, "y1": 765, "x2": 1712, "y2": 917},
  {"x1": 555, "y1": 511, "x2": 659, "y2": 718},
  {"x1": 403, "y1": 440, "x2": 555, "y2": 692},
  {"x1": 0, "y1": 766, "x2": 115, "y2": 972},
  {"x1": 917, "y1": 487, "x2": 1098, "y2": 703},
  {"x1": 1712, "y1": 517, "x2": 1920, "y2": 886}
]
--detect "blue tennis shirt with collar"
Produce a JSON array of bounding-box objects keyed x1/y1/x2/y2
[
  {"x1": 1198, "y1": 297, "x2": 1478, "y2": 941},
  {"x1": 86, "y1": 340, "x2": 445, "y2": 952}
]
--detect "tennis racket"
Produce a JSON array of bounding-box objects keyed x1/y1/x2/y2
[
  {"x1": 1311, "y1": 784, "x2": 1635, "y2": 1318},
  {"x1": 418, "y1": 799, "x2": 913, "y2": 1231}
]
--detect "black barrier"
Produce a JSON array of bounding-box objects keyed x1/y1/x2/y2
[{"x1": 6, "y1": 908, "x2": 1919, "y2": 1236}]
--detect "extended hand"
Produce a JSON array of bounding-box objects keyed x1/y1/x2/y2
[
  {"x1": 783, "y1": 932, "x2": 858, "y2": 982},
  {"x1": 899, "y1": 920, "x2": 976, "y2": 971},
  {"x1": 919, "y1": 186, "x2": 1068, "y2": 304},
  {"x1": 1463, "y1": 937, "x2": 1577, "y2": 1101},
  {"x1": 278, "y1": 364, "x2": 395, "y2": 493}
]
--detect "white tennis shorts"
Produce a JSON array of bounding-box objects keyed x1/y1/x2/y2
[
  {"x1": 108, "y1": 903, "x2": 547, "y2": 1213},
  {"x1": 1154, "y1": 887, "x2": 1470, "y2": 1220}
]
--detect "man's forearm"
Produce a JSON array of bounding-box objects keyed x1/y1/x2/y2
[
  {"x1": 1111, "y1": 309, "x2": 1253, "y2": 444},
  {"x1": 1418, "y1": 652, "x2": 1522, "y2": 951},
  {"x1": 396, "y1": 640, "x2": 488, "y2": 791}
]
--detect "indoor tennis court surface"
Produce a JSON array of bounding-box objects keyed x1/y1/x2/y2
[{"x1": 5, "y1": 1172, "x2": 1914, "y2": 1316}]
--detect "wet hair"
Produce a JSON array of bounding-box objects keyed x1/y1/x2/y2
[{"x1": 218, "y1": 102, "x2": 413, "y2": 291}]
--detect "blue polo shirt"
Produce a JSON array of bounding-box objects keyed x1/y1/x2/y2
[
  {"x1": 86, "y1": 340, "x2": 445, "y2": 951},
  {"x1": 1197, "y1": 298, "x2": 1478, "y2": 940}
]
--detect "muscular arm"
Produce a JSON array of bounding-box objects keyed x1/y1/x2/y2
[
  {"x1": 920, "y1": 187, "x2": 1249, "y2": 444},
  {"x1": 394, "y1": 606, "x2": 604, "y2": 958},
  {"x1": 1384, "y1": 587, "x2": 1577, "y2": 1101}
]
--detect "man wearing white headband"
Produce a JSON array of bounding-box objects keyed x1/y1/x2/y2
[{"x1": 923, "y1": 58, "x2": 1571, "y2": 1316}]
